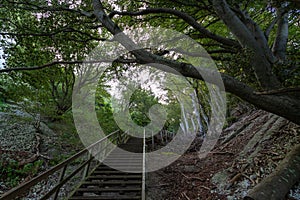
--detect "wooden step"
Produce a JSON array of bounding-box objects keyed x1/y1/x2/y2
[
  {"x1": 69, "y1": 137, "x2": 143, "y2": 200},
  {"x1": 87, "y1": 175, "x2": 142, "y2": 180},
  {"x1": 92, "y1": 171, "x2": 132, "y2": 175},
  {"x1": 104, "y1": 156, "x2": 143, "y2": 160},
  {"x1": 69, "y1": 195, "x2": 141, "y2": 200},
  {"x1": 81, "y1": 180, "x2": 142, "y2": 187},
  {"x1": 100, "y1": 162, "x2": 142, "y2": 165},
  {"x1": 76, "y1": 187, "x2": 141, "y2": 193}
]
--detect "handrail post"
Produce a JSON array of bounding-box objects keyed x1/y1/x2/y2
[
  {"x1": 95, "y1": 140, "x2": 102, "y2": 161},
  {"x1": 117, "y1": 132, "x2": 121, "y2": 144},
  {"x1": 103, "y1": 139, "x2": 107, "y2": 159},
  {"x1": 151, "y1": 131, "x2": 154, "y2": 150},
  {"x1": 53, "y1": 164, "x2": 67, "y2": 200},
  {"x1": 82, "y1": 152, "x2": 93, "y2": 180},
  {"x1": 142, "y1": 129, "x2": 146, "y2": 200}
]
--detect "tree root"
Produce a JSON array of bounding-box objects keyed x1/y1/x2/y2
[
  {"x1": 179, "y1": 171, "x2": 205, "y2": 182},
  {"x1": 18, "y1": 118, "x2": 44, "y2": 167},
  {"x1": 244, "y1": 144, "x2": 300, "y2": 200}
]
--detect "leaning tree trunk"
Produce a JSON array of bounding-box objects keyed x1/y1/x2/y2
[{"x1": 244, "y1": 144, "x2": 300, "y2": 200}]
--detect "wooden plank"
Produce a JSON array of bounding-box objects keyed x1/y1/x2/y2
[
  {"x1": 81, "y1": 181, "x2": 142, "y2": 186},
  {"x1": 87, "y1": 175, "x2": 142, "y2": 180},
  {"x1": 69, "y1": 196, "x2": 141, "y2": 200},
  {"x1": 76, "y1": 187, "x2": 141, "y2": 192}
]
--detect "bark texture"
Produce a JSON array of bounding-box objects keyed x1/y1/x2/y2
[
  {"x1": 244, "y1": 144, "x2": 300, "y2": 200},
  {"x1": 272, "y1": 7, "x2": 289, "y2": 61}
]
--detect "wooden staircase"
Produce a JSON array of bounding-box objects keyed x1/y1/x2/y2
[{"x1": 69, "y1": 137, "x2": 144, "y2": 200}]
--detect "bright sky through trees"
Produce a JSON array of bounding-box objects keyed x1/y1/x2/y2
[{"x1": 0, "y1": 49, "x2": 4, "y2": 69}]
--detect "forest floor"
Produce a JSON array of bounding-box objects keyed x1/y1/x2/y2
[{"x1": 147, "y1": 109, "x2": 300, "y2": 200}]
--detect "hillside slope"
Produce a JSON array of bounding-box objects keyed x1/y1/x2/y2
[{"x1": 147, "y1": 109, "x2": 300, "y2": 200}]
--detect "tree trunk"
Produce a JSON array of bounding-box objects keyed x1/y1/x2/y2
[
  {"x1": 212, "y1": 0, "x2": 280, "y2": 89},
  {"x1": 272, "y1": 6, "x2": 289, "y2": 61},
  {"x1": 244, "y1": 144, "x2": 300, "y2": 200}
]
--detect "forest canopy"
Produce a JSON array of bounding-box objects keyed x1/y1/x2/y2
[{"x1": 0, "y1": 0, "x2": 299, "y2": 124}]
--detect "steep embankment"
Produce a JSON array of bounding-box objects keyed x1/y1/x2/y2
[
  {"x1": 0, "y1": 111, "x2": 58, "y2": 193},
  {"x1": 147, "y1": 109, "x2": 300, "y2": 200},
  {"x1": 0, "y1": 107, "x2": 82, "y2": 197}
]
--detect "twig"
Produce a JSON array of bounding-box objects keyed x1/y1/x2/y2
[
  {"x1": 18, "y1": 154, "x2": 39, "y2": 166},
  {"x1": 241, "y1": 173, "x2": 256, "y2": 185},
  {"x1": 229, "y1": 173, "x2": 242, "y2": 184},
  {"x1": 208, "y1": 151, "x2": 234, "y2": 155},
  {"x1": 39, "y1": 154, "x2": 51, "y2": 160},
  {"x1": 182, "y1": 192, "x2": 190, "y2": 200},
  {"x1": 260, "y1": 151, "x2": 279, "y2": 156},
  {"x1": 179, "y1": 171, "x2": 205, "y2": 182},
  {"x1": 199, "y1": 185, "x2": 210, "y2": 190}
]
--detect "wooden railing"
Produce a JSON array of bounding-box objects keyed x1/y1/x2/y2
[{"x1": 0, "y1": 130, "x2": 130, "y2": 200}]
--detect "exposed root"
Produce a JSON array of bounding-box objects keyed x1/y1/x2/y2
[{"x1": 18, "y1": 119, "x2": 43, "y2": 167}]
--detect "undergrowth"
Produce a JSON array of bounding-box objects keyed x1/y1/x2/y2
[{"x1": 0, "y1": 159, "x2": 43, "y2": 187}]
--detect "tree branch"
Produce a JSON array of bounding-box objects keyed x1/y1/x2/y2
[
  {"x1": 212, "y1": 0, "x2": 280, "y2": 89},
  {"x1": 0, "y1": 59, "x2": 136, "y2": 73},
  {"x1": 0, "y1": 61, "x2": 80, "y2": 73},
  {"x1": 0, "y1": 29, "x2": 106, "y2": 42},
  {"x1": 109, "y1": 8, "x2": 239, "y2": 47},
  {"x1": 230, "y1": 5, "x2": 275, "y2": 63},
  {"x1": 272, "y1": 5, "x2": 289, "y2": 62},
  {"x1": 265, "y1": 17, "x2": 278, "y2": 39},
  {"x1": 91, "y1": 0, "x2": 300, "y2": 125},
  {"x1": 168, "y1": 0, "x2": 202, "y2": 8},
  {"x1": 4, "y1": 0, "x2": 86, "y2": 15}
]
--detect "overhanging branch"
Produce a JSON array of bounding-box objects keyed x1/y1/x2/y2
[
  {"x1": 92, "y1": 0, "x2": 300, "y2": 125},
  {"x1": 109, "y1": 8, "x2": 239, "y2": 47},
  {"x1": 0, "y1": 30, "x2": 106, "y2": 42},
  {"x1": 0, "y1": 59, "x2": 136, "y2": 73},
  {"x1": 0, "y1": 61, "x2": 80, "y2": 73}
]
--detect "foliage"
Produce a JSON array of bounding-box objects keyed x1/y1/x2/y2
[
  {"x1": 0, "y1": 99, "x2": 9, "y2": 112},
  {"x1": 95, "y1": 84, "x2": 120, "y2": 134},
  {"x1": 0, "y1": 0, "x2": 98, "y2": 119},
  {"x1": 129, "y1": 88, "x2": 159, "y2": 126},
  {"x1": 47, "y1": 111, "x2": 83, "y2": 151},
  {"x1": 164, "y1": 98, "x2": 181, "y2": 133},
  {"x1": 0, "y1": 159, "x2": 43, "y2": 187}
]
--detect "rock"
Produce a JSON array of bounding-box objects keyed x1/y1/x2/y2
[
  {"x1": 0, "y1": 121, "x2": 36, "y2": 152},
  {"x1": 39, "y1": 122, "x2": 55, "y2": 136},
  {"x1": 289, "y1": 182, "x2": 300, "y2": 199},
  {"x1": 250, "y1": 174, "x2": 257, "y2": 180},
  {"x1": 179, "y1": 165, "x2": 201, "y2": 173},
  {"x1": 211, "y1": 170, "x2": 230, "y2": 192}
]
